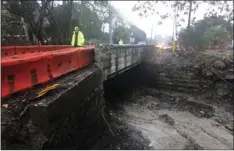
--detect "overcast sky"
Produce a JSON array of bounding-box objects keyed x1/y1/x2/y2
[
  {"x1": 110, "y1": 1, "x2": 212, "y2": 38},
  {"x1": 56, "y1": 1, "x2": 232, "y2": 38}
]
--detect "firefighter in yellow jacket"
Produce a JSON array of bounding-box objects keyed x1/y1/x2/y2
[
  {"x1": 71, "y1": 26, "x2": 84, "y2": 47},
  {"x1": 119, "y1": 39, "x2": 123, "y2": 45}
]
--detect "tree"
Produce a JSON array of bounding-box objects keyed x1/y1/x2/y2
[
  {"x1": 3, "y1": 0, "x2": 54, "y2": 44},
  {"x1": 133, "y1": 1, "x2": 233, "y2": 25},
  {"x1": 48, "y1": 1, "x2": 75, "y2": 44},
  {"x1": 113, "y1": 26, "x2": 130, "y2": 44},
  {"x1": 1, "y1": 1, "x2": 34, "y2": 45},
  {"x1": 204, "y1": 25, "x2": 229, "y2": 46},
  {"x1": 2, "y1": 0, "x2": 141, "y2": 45},
  {"x1": 130, "y1": 25, "x2": 146, "y2": 44},
  {"x1": 133, "y1": 1, "x2": 233, "y2": 50},
  {"x1": 178, "y1": 16, "x2": 232, "y2": 50},
  {"x1": 132, "y1": 1, "x2": 201, "y2": 28},
  {"x1": 187, "y1": 1, "x2": 192, "y2": 30}
]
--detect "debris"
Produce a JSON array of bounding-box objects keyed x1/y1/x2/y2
[
  {"x1": 2, "y1": 104, "x2": 8, "y2": 108},
  {"x1": 199, "y1": 111, "x2": 205, "y2": 116},
  {"x1": 158, "y1": 114, "x2": 175, "y2": 126},
  {"x1": 102, "y1": 113, "x2": 115, "y2": 137},
  {"x1": 213, "y1": 60, "x2": 226, "y2": 70},
  {"x1": 225, "y1": 125, "x2": 233, "y2": 132},
  {"x1": 36, "y1": 84, "x2": 60, "y2": 98}
]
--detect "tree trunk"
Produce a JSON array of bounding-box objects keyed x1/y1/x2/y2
[
  {"x1": 36, "y1": 33, "x2": 44, "y2": 45},
  {"x1": 185, "y1": 1, "x2": 192, "y2": 51},
  {"x1": 28, "y1": 27, "x2": 34, "y2": 44},
  {"x1": 187, "y1": 1, "x2": 192, "y2": 30},
  {"x1": 150, "y1": 24, "x2": 153, "y2": 44},
  {"x1": 63, "y1": 0, "x2": 67, "y2": 5},
  {"x1": 21, "y1": 17, "x2": 29, "y2": 41},
  {"x1": 80, "y1": 1, "x2": 84, "y2": 27},
  {"x1": 46, "y1": 11, "x2": 63, "y2": 44},
  {"x1": 67, "y1": 0, "x2": 73, "y2": 44},
  {"x1": 109, "y1": 6, "x2": 113, "y2": 44}
]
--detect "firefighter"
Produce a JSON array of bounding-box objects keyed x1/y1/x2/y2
[
  {"x1": 71, "y1": 26, "x2": 84, "y2": 47},
  {"x1": 130, "y1": 32, "x2": 135, "y2": 44},
  {"x1": 119, "y1": 39, "x2": 123, "y2": 45}
]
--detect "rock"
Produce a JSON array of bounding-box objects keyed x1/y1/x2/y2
[
  {"x1": 199, "y1": 111, "x2": 205, "y2": 116},
  {"x1": 223, "y1": 58, "x2": 233, "y2": 65},
  {"x1": 215, "y1": 82, "x2": 230, "y2": 96},
  {"x1": 225, "y1": 124, "x2": 233, "y2": 132},
  {"x1": 147, "y1": 103, "x2": 159, "y2": 110},
  {"x1": 225, "y1": 74, "x2": 234, "y2": 80},
  {"x1": 159, "y1": 102, "x2": 171, "y2": 109},
  {"x1": 187, "y1": 72, "x2": 195, "y2": 76},
  {"x1": 205, "y1": 70, "x2": 213, "y2": 77},
  {"x1": 213, "y1": 60, "x2": 226, "y2": 70},
  {"x1": 158, "y1": 114, "x2": 175, "y2": 126},
  {"x1": 184, "y1": 141, "x2": 204, "y2": 150}
]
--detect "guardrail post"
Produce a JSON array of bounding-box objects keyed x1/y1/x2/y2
[{"x1": 115, "y1": 48, "x2": 118, "y2": 73}]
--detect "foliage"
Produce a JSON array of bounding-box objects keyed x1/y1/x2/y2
[
  {"x1": 113, "y1": 26, "x2": 130, "y2": 44},
  {"x1": 132, "y1": 1, "x2": 201, "y2": 27},
  {"x1": 132, "y1": 1, "x2": 233, "y2": 25},
  {"x1": 178, "y1": 16, "x2": 232, "y2": 50},
  {"x1": 2, "y1": 0, "x2": 140, "y2": 45},
  {"x1": 204, "y1": 25, "x2": 229, "y2": 44},
  {"x1": 2, "y1": 0, "x2": 147, "y2": 45},
  {"x1": 112, "y1": 24, "x2": 147, "y2": 44},
  {"x1": 3, "y1": 0, "x2": 54, "y2": 44}
]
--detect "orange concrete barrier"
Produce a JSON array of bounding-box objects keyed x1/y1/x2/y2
[
  {"x1": 49, "y1": 48, "x2": 79, "y2": 78},
  {"x1": 1, "y1": 46, "x2": 95, "y2": 98},
  {"x1": 2, "y1": 53, "x2": 52, "y2": 97},
  {"x1": 1, "y1": 45, "x2": 72, "y2": 57}
]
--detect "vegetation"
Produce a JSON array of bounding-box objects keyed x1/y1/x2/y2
[
  {"x1": 2, "y1": 0, "x2": 146, "y2": 45},
  {"x1": 133, "y1": 0, "x2": 233, "y2": 50},
  {"x1": 178, "y1": 16, "x2": 233, "y2": 50}
]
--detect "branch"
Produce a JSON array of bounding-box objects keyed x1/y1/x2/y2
[
  {"x1": 2, "y1": 21, "x2": 34, "y2": 36},
  {"x1": 85, "y1": 2, "x2": 108, "y2": 15},
  {"x1": 5, "y1": 0, "x2": 23, "y2": 17}
]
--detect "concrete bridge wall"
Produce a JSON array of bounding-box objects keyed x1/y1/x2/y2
[{"x1": 95, "y1": 44, "x2": 153, "y2": 80}]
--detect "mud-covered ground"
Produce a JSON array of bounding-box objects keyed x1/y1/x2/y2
[{"x1": 93, "y1": 87, "x2": 233, "y2": 150}]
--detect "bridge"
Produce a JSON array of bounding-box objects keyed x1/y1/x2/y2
[
  {"x1": 1, "y1": 44, "x2": 154, "y2": 149},
  {"x1": 1, "y1": 44, "x2": 152, "y2": 97}
]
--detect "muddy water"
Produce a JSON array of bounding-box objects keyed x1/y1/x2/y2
[{"x1": 113, "y1": 89, "x2": 233, "y2": 149}]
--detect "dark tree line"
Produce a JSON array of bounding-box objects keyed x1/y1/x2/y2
[{"x1": 2, "y1": 0, "x2": 147, "y2": 46}]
